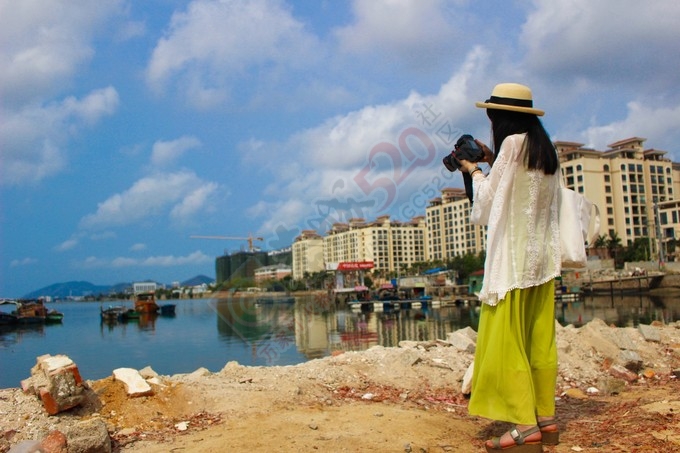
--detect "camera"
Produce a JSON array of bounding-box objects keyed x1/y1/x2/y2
[{"x1": 442, "y1": 134, "x2": 484, "y2": 172}]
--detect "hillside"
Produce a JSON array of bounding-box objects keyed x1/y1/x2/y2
[{"x1": 21, "y1": 275, "x2": 214, "y2": 299}]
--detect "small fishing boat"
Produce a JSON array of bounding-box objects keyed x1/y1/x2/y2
[
  {"x1": 159, "y1": 304, "x2": 176, "y2": 316},
  {"x1": 45, "y1": 309, "x2": 64, "y2": 323},
  {"x1": 119, "y1": 309, "x2": 140, "y2": 321},
  {"x1": 134, "y1": 292, "x2": 159, "y2": 314},
  {"x1": 15, "y1": 299, "x2": 48, "y2": 324},
  {"x1": 101, "y1": 305, "x2": 127, "y2": 322}
]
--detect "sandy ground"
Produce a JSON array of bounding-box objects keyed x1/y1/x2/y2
[{"x1": 2, "y1": 320, "x2": 680, "y2": 452}]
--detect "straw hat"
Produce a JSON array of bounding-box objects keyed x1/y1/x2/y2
[{"x1": 475, "y1": 83, "x2": 544, "y2": 116}]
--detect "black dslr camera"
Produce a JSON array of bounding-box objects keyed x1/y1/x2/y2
[{"x1": 442, "y1": 134, "x2": 484, "y2": 172}]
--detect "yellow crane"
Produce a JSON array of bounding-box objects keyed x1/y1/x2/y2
[{"x1": 190, "y1": 234, "x2": 264, "y2": 253}]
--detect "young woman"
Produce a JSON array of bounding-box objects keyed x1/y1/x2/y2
[{"x1": 457, "y1": 83, "x2": 561, "y2": 452}]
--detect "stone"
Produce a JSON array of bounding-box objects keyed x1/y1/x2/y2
[
  {"x1": 397, "y1": 349, "x2": 422, "y2": 367},
  {"x1": 638, "y1": 324, "x2": 661, "y2": 342},
  {"x1": 564, "y1": 388, "x2": 588, "y2": 399},
  {"x1": 608, "y1": 364, "x2": 638, "y2": 382},
  {"x1": 138, "y1": 366, "x2": 159, "y2": 379},
  {"x1": 40, "y1": 430, "x2": 67, "y2": 453},
  {"x1": 64, "y1": 419, "x2": 111, "y2": 453},
  {"x1": 461, "y1": 362, "x2": 474, "y2": 395},
  {"x1": 112, "y1": 368, "x2": 153, "y2": 397},
  {"x1": 446, "y1": 331, "x2": 476, "y2": 354}
]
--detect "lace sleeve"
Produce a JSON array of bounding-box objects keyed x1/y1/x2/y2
[{"x1": 470, "y1": 135, "x2": 523, "y2": 225}]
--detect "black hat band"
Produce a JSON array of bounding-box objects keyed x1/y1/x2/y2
[{"x1": 487, "y1": 96, "x2": 533, "y2": 108}]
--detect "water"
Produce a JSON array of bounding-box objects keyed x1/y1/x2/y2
[{"x1": 1, "y1": 293, "x2": 679, "y2": 389}]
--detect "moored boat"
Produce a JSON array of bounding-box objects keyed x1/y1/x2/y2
[
  {"x1": 159, "y1": 304, "x2": 176, "y2": 316},
  {"x1": 15, "y1": 299, "x2": 48, "y2": 324},
  {"x1": 101, "y1": 305, "x2": 127, "y2": 322},
  {"x1": 45, "y1": 309, "x2": 64, "y2": 323},
  {"x1": 134, "y1": 292, "x2": 160, "y2": 314}
]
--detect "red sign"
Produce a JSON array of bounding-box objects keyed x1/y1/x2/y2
[{"x1": 337, "y1": 261, "x2": 374, "y2": 271}]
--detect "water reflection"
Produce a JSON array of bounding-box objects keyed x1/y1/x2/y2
[{"x1": 556, "y1": 294, "x2": 679, "y2": 327}]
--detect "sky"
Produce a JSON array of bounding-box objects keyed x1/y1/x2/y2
[{"x1": 2, "y1": 0, "x2": 680, "y2": 298}]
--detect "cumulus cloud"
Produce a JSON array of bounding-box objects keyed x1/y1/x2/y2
[
  {"x1": 521, "y1": 0, "x2": 680, "y2": 89},
  {"x1": 580, "y1": 102, "x2": 680, "y2": 156},
  {"x1": 334, "y1": 0, "x2": 459, "y2": 70},
  {"x1": 0, "y1": 0, "x2": 123, "y2": 106},
  {"x1": 151, "y1": 136, "x2": 202, "y2": 166},
  {"x1": 0, "y1": 86, "x2": 120, "y2": 186},
  {"x1": 80, "y1": 251, "x2": 212, "y2": 268},
  {"x1": 55, "y1": 238, "x2": 79, "y2": 252},
  {"x1": 10, "y1": 257, "x2": 38, "y2": 267},
  {"x1": 145, "y1": 0, "x2": 320, "y2": 108},
  {"x1": 244, "y1": 48, "x2": 489, "y2": 232},
  {"x1": 79, "y1": 171, "x2": 221, "y2": 229}
]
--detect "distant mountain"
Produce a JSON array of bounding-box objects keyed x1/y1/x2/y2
[
  {"x1": 22, "y1": 275, "x2": 215, "y2": 299},
  {"x1": 22, "y1": 281, "x2": 114, "y2": 299},
  {"x1": 181, "y1": 275, "x2": 214, "y2": 287}
]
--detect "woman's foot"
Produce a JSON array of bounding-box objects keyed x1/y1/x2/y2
[{"x1": 485, "y1": 425, "x2": 542, "y2": 451}]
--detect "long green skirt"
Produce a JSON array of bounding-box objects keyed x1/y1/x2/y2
[{"x1": 468, "y1": 281, "x2": 557, "y2": 425}]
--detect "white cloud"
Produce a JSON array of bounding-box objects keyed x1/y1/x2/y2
[
  {"x1": 579, "y1": 102, "x2": 680, "y2": 156},
  {"x1": 521, "y1": 0, "x2": 680, "y2": 89},
  {"x1": 82, "y1": 251, "x2": 213, "y2": 269},
  {"x1": 10, "y1": 257, "x2": 38, "y2": 267},
  {"x1": 79, "y1": 171, "x2": 222, "y2": 229},
  {"x1": 244, "y1": 46, "x2": 490, "y2": 232},
  {"x1": 151, "y1": 136, "x2": 202, "y2": 166},
  {"x1": 130, "y1": 243, "x2": 147, "y2": 252},
  {"x1": 0, "y1": 86, "x2": 120, "y2": 186},
  {"x1": 55, "y1": 238, "x2": 79, "y2": 252},
  {"x1": 0, "y1": 0, "x2": 123, "y2": 105},
  {"x1": 334, "y1": 0, "x2": 459, "y2": 70},
  {"x1": 145, "y1": 0, "x2": 320, "y2": 108}
]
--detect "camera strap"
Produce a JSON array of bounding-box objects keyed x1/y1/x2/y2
[{"x1": 463, "y1": 171, "x2": 473, "y2": 204}]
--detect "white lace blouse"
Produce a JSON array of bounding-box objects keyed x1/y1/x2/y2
[{"x1": 470, "y1": 133, "x2": 561, "y2": 306}]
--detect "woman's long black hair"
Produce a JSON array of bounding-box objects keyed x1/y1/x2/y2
[{"x1": 487, "y1": 108, "x2": 558, "y2": 175}]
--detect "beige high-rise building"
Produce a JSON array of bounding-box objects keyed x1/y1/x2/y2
[
  {"x1": 425, "y1": 187, "x2": 487, "y2": 260},
  {"x1": 557, "y1": 137, "x2": 677, "y2": 259},
  {"x1": 291, "y1": 230, "x2": 325, "y2": 280},
  {"x1": 322, "y1": 215, "x2": 427, "y2": 274}
]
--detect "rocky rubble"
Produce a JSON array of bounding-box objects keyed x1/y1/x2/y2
[{"x1": 0, "y1": 318, "x2": 679, "y2": 453}]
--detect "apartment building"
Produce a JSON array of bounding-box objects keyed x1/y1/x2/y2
[
  {"x1": 558, "y1": 137, "x2": 679, "y2": 259},
  {"x1": 425, "y1": 187, "x2": 487, "y2": 260},
  {"x1": 322, "y1": 215, "x2": 427, "y2": 274},
  {"x1": 291, "y1": 230, "x2": 325, "y2": 280}
]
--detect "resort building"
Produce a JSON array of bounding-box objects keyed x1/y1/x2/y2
[
  {"x1": 254, "y1": 264, "x2": 292, "y2": 283},
  {"x1": 557, "y1": 137, "x2": 678, "y2": 260},
  {"x1": 425, "y1": 187, "x2": 487, "y2": 261},
  {"x1": 323, "y1": 215, "x2": 427, "y2": 276},
  {"x1": 291, "y1": 230, "x2": 325, "y2": 280}
]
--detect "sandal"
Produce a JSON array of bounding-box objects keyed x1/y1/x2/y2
[
  {"x1": 538, "y1": 419, "x2": 559, "y2": 445},
  {"x1": 485, "y1": 425, "x2": 543, "y2": 452}
]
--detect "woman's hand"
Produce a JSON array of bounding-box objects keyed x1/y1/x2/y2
[
  {"x1": 457, "y1": 158, "x2": 479, "y2": 174},
  {"x1": 475, "y1": 139, "x2": 494, "y2": 167}
]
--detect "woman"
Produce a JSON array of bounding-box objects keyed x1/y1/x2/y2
[{"x1": 457, "y1": 83, "x2": 561, "y2": 452}]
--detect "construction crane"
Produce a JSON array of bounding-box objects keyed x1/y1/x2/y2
[{"x1": 190, "y1": 234, "x2": 264, "y2": 253}]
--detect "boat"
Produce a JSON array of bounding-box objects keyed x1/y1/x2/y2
[
  {"x1": 14, "y1": 299, "x2": 48, "y2": 324},
  {"x1": 0, "y1": 311, "x2": 18, "y2": 326},
  {"x1": 120, "y1": 309, "x2": 140, "y2": 321},
  {"x1": 45, "y1": 309, "x2": 64, "y2": 323},
  {"x1": 134, "y1": 292, "x2": 159, "y2": 314},
  {"x1": 159, "y1": 304, "x2": 176, "y2": 316},
  {"x1": 101, "y1": 305, "x2": 127, "y2": 322}
]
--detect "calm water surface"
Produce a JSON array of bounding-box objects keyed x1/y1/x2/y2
[{"x1": 1, "y1": 293, "x2": 678, "y2": 389}]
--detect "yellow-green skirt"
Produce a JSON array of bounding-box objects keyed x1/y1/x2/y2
[{"x1": 468, "y1": 281, "x2": 557, "y2": 425}]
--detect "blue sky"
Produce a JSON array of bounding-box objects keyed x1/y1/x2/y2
[{"x1": 2, "y1": 0, "x2": 680, "y2": 298}]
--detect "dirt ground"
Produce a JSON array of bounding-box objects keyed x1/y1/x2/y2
[{"x1": 2, "y1": 320, "x2": 680, "y2": 452}]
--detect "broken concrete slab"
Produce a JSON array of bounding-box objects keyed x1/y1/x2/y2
[
  {"x1": 20, "y1": 354, "x2": 87, "y2": 416},
  {"x1": 112, "y1": 368, "x2": 153, "y2": 397}
]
